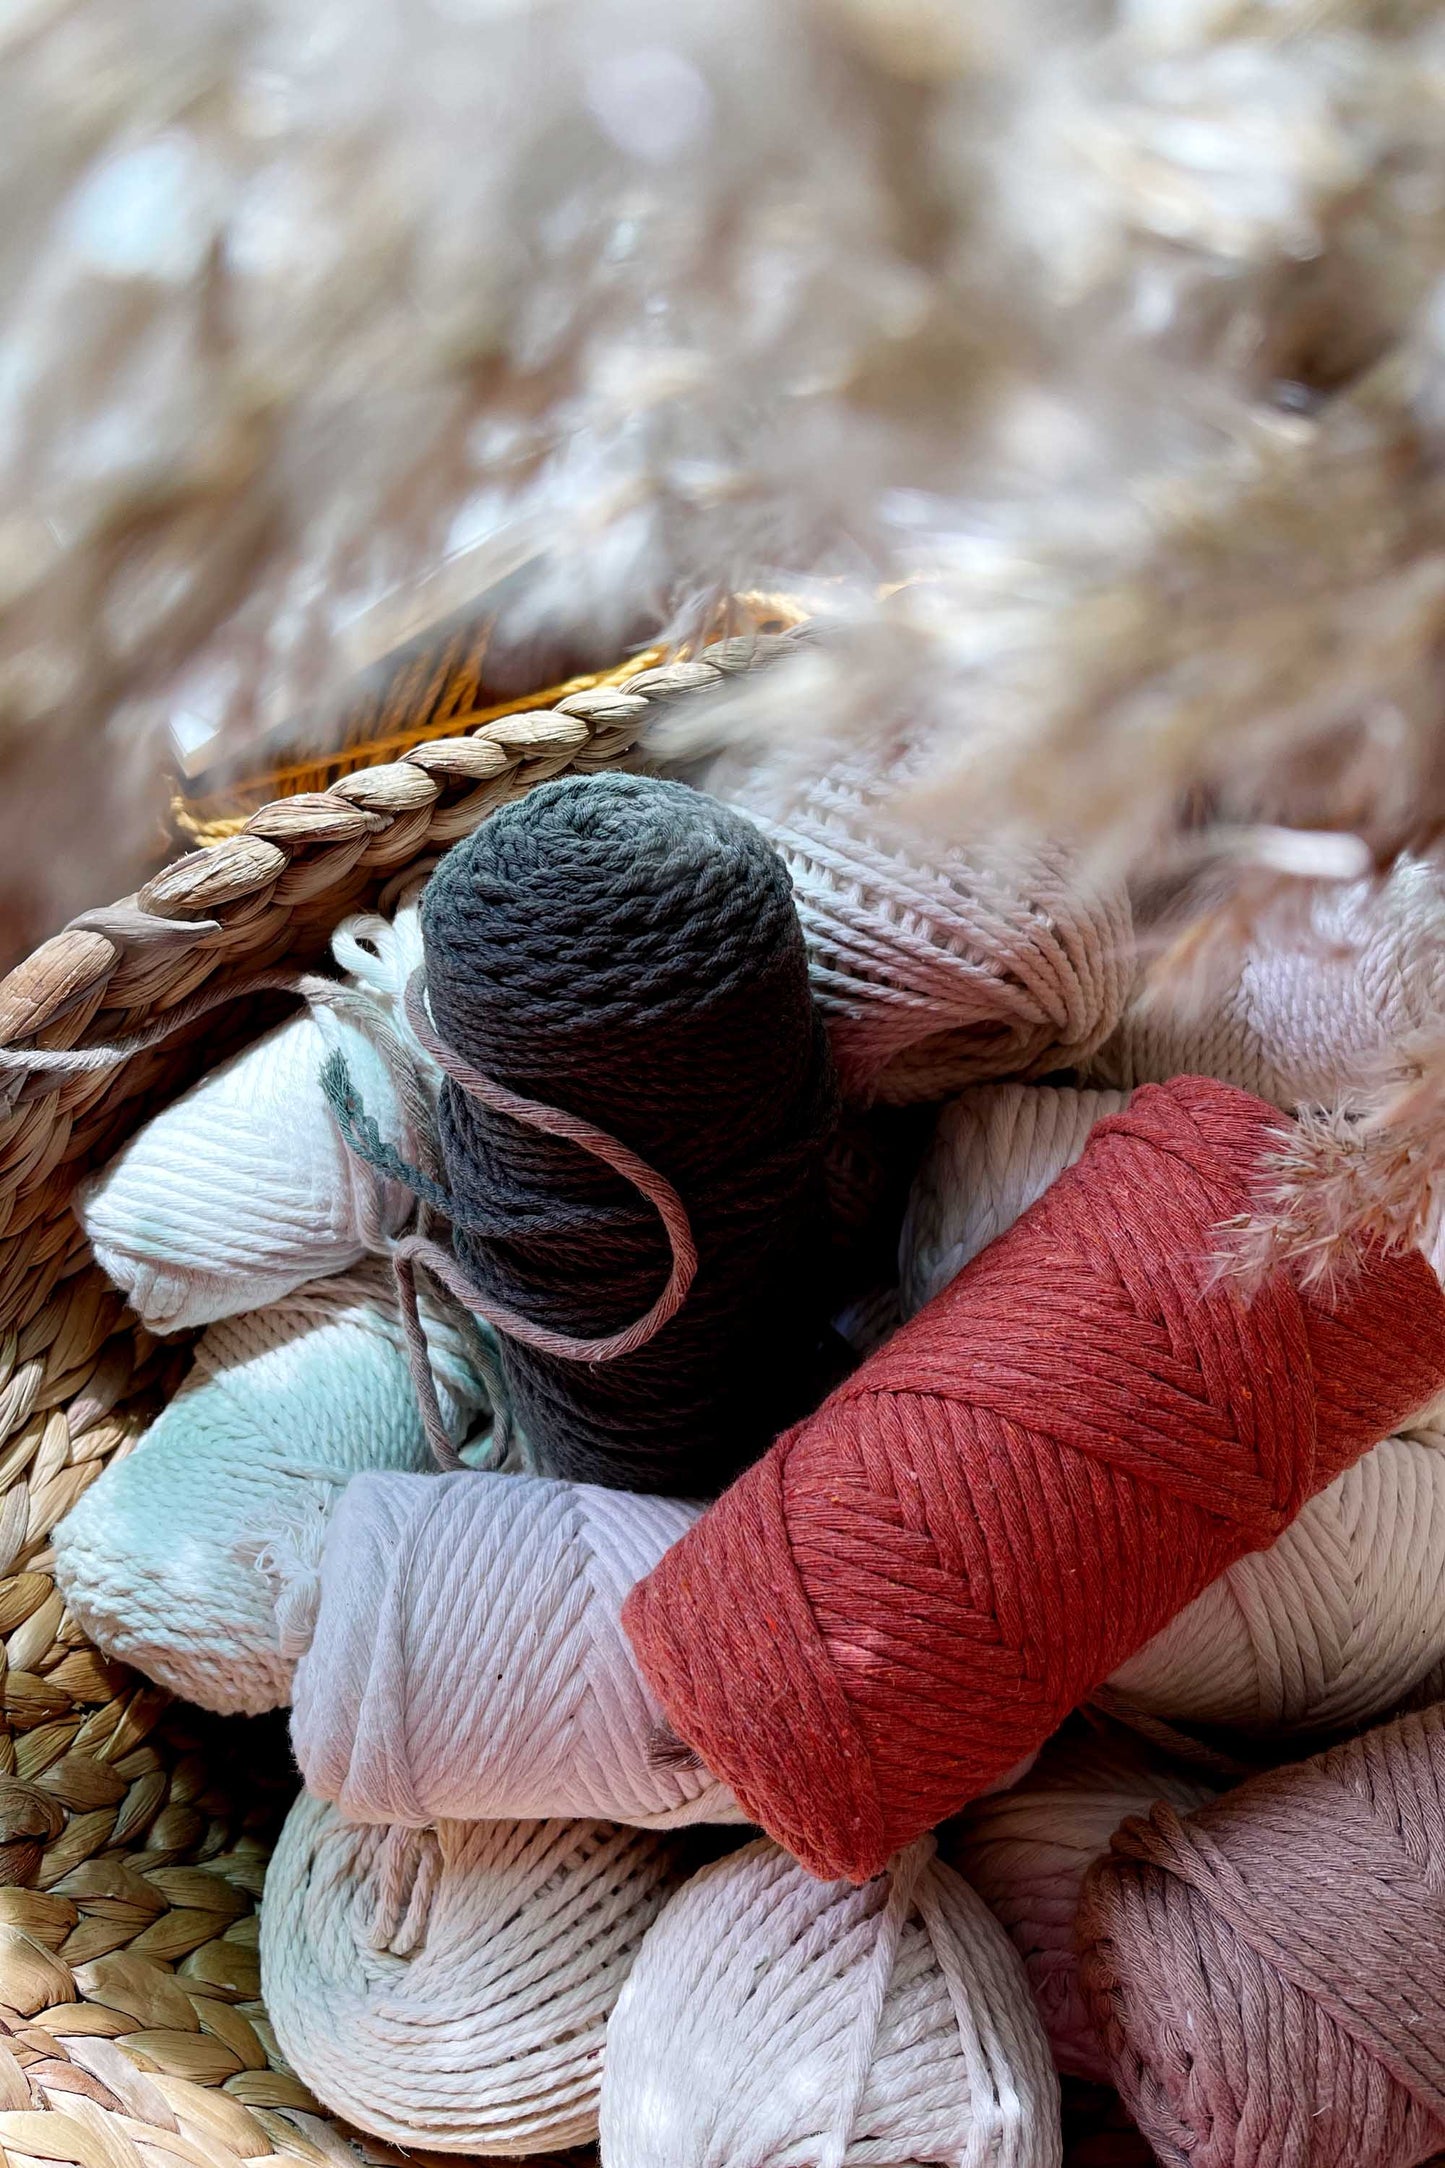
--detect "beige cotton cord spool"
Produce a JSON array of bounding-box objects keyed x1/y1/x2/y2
[
  {"x1": 289, "y1": 1467, "x2": 744, "y2": 1828},
  {"x1": 260, "y1": 1794, "x2": 702, "y2": 2155},
  {"x1": 52, "y1": 1262, "x2": 486, "y2": 1715},
  {"x1": 945, "y1": 1723, "x2": 1218, "y2": 2086},
  {"x1": 900, "y1": 1082, "x2": 1130, "y2": 1317},
  {"x1": 1109, "y1": 1432, "x2": 1445, "y2": 1737},
  {"x1": 902, "y1": 1081, "x2": 1445, "y2": 1739},
  {"x1": 75, "y1": 896, "x2": 432, "y2": 1331},
  {"x1": 601, "y1": 1832, "x2": 1063, "y2": 2168},
  {"x1": 724, "y1": 767, "x2": 1132, "y2": 1107},
  {"x1": 1090, "y1": 853, "x2": 1445, "y2": 1108}
]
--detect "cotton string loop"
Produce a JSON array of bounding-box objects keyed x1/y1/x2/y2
[
  {"x1": 601, "y1": 1833, "x2": 1063, "y2": 2168},
  {"x1": 406, "y1": 973, "x2": 700, "y2": 1346},
  {"x1": 624, "y1": 1075, "x2": 1445, "y2": 1883},
  {"x1": 366, "y1": 967, "x2": 700, "y2": 1467},
  {"x1": 407, "y1": 771, "x2": 837, "y2": 1493},
  {"x1": 289, "y1": 1467, "x2": 743, "y2": 1830},
  {"x1": 395, "y1": 970, "x2": 698, "y2": 1355},
  {"x1": 260, "y1": 1793, "x2": 701, "y2": 2155},
  {"x1": 1077, "y1": 1702, "x2": 1445, "y2": 2168}
]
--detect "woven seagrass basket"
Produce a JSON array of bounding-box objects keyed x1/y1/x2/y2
[{"x1": 0, "y1": 612, "x2": 808, "y2": 2168}]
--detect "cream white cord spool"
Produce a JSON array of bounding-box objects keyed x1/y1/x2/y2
[
  {"x1": 262, "y1": 1794, "x2": 698, "y2": 2155},
  {"x1": 53, "y1": 1265, "x2": 484, "y2": 1715},
  {"x1": 601, "y1": 1831, "x2": 1062, "y2": 2168},
  {"x1": 291, "y1": 1467, "x2": 743, "y2": 1828},
  {"x1": 945, "y1": 1726, "x2": 1215, "y2": 2086},
  {"x1": 77, "y1": 898, "x2": 428, "y2": 1331},
  {"x1": 1108, "y1": 1432, "x2": 1445, "y2": 1736},
  {"x1": 901, "y1": 1083, "x2": 1129, "y2": 1316},
  {"x1": 726, "y1": 768, "x2": 1132, "y2": 1107},
  {"x1": 1090, "y1": 854, "x2": 1445, "y2": 1108}
]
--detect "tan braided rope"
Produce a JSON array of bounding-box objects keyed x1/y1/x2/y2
[{"x1": 0, "y1": 620, "x2": 807, "y2": 2168}]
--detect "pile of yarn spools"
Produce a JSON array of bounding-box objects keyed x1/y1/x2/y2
[{"x1": 54, "y1": 758, "x2": 1445, "y2": 2168}]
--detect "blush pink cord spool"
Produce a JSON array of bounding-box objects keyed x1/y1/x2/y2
[{"x1": 1077, "y1": 1702, "x2": 1445, "y2": 2168}]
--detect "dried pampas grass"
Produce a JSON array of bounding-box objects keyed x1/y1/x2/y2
[
  {"x1": 1220, "y1": 1047, "x2": 1445, "y2": 1298},
  {"x1": 8, "y1": 1, "x2": 1445, "y2": 1085}
]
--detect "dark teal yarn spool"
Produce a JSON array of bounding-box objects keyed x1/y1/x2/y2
[{"x1": 413, "y1": 772, "x2": 837, "y2": 1493}]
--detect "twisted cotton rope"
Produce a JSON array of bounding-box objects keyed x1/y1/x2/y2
[
  {"x1": 77, "y1": 897, "x2": 429, "y2": 1331},
  {"x1": 1091, "y1": 854, "x2": 1445, "y2": 1108},
  {"x1": 1077, "y1": 1702, "x2": 1445, "y2": 2168},
  {"x1": 289, "y1": 1467, "x2": 743, "y2": 1829},
  {"x1": 261, "y1": 1794, "x2": 700, "y2": 2155},
  {"x1": 901, "y1": 1083, "x2": 1130, "y2": 1318},
  {"x1": 1110, "y1": 1433, "x2": 1445, "y2": 1738},
  {"x1": 726, "y1": 767, "x2": 1132, "y2": 1106},
  {"x1": 946, "y1": 1723, "x2": 1217, "y2": 2085},
  {"x1": 343, "y1": 773, "x2": 836, "y2": 1495},
  {"x1": 602, "y1": 1833, "x2": 1062, "y2": 2168},
  {"x1": 625, "y1": 1076, "x2": 1445, "y2": 1883},
  {"x1": 903, "y1": 1081, "x2": 1445, "y2": 1739},
  {"x1": 52, "y1": 1264, "x2": 485, "y2": 1715}
]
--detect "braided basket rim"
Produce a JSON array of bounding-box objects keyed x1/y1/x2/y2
[{"x1": 0, "y1": 602, "x2": 809, "y2": 2168}]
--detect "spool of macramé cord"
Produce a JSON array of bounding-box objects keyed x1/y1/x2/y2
[
  {"x1": 944, "y1": 1718, "x2": 1217, "y2": 2085},
  {"x1": 1108, "y1": 1431, "x2": 1445, "y2": 1740},
  {"x1": 903, "y1": 1082, "x2": 1445, "y2": 1742},
  {"x1": 623, "y1": 1075, "x2": 1445, "y2": 1883},
  {"x1": 1077, "y1": 1702, "x2": 1445, "y2": 2168},
  {"x1": 724, "y1": 763, "x2": 1132, "y2": 1107},
  {"x1": 601, "y1": 1833, "x2": 1063, "y2": 2168},
  {"x1": 289, "y1": 1466, "x2": 743, "y2": 1829},
  {"x1": 54, "y1": 1266, "x2": 484, "y2": 1717},
  {"x1": 78, "y1": 896, "x2": 429, "y2": 1331},
  {"x1": 261, "y1": 1793, "x2": 703, "y2": 2155},
  {"x1": 352, "y1": 773, "x2": 837, "y2": 1496}
]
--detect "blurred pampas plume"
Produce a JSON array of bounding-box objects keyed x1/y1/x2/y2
[
  {"x1": 1222, "y1": 1057, "x2": 1445, "y2": 1300},
  {"x1": 10, "y1": 0, "x2": 1445, "y2": 970},
  {"x1": 1090, "y1": 852, "x2": 1445, "y2": 1293}
]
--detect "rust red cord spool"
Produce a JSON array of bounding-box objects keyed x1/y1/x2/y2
[{"x1": 624, "y1": 1076, "x2": 1445, "y2": 1883}]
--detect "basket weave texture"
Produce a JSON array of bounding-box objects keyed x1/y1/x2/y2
[{"x1": 0, "y1": 629, "x2": 799, "y2": 2168}]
